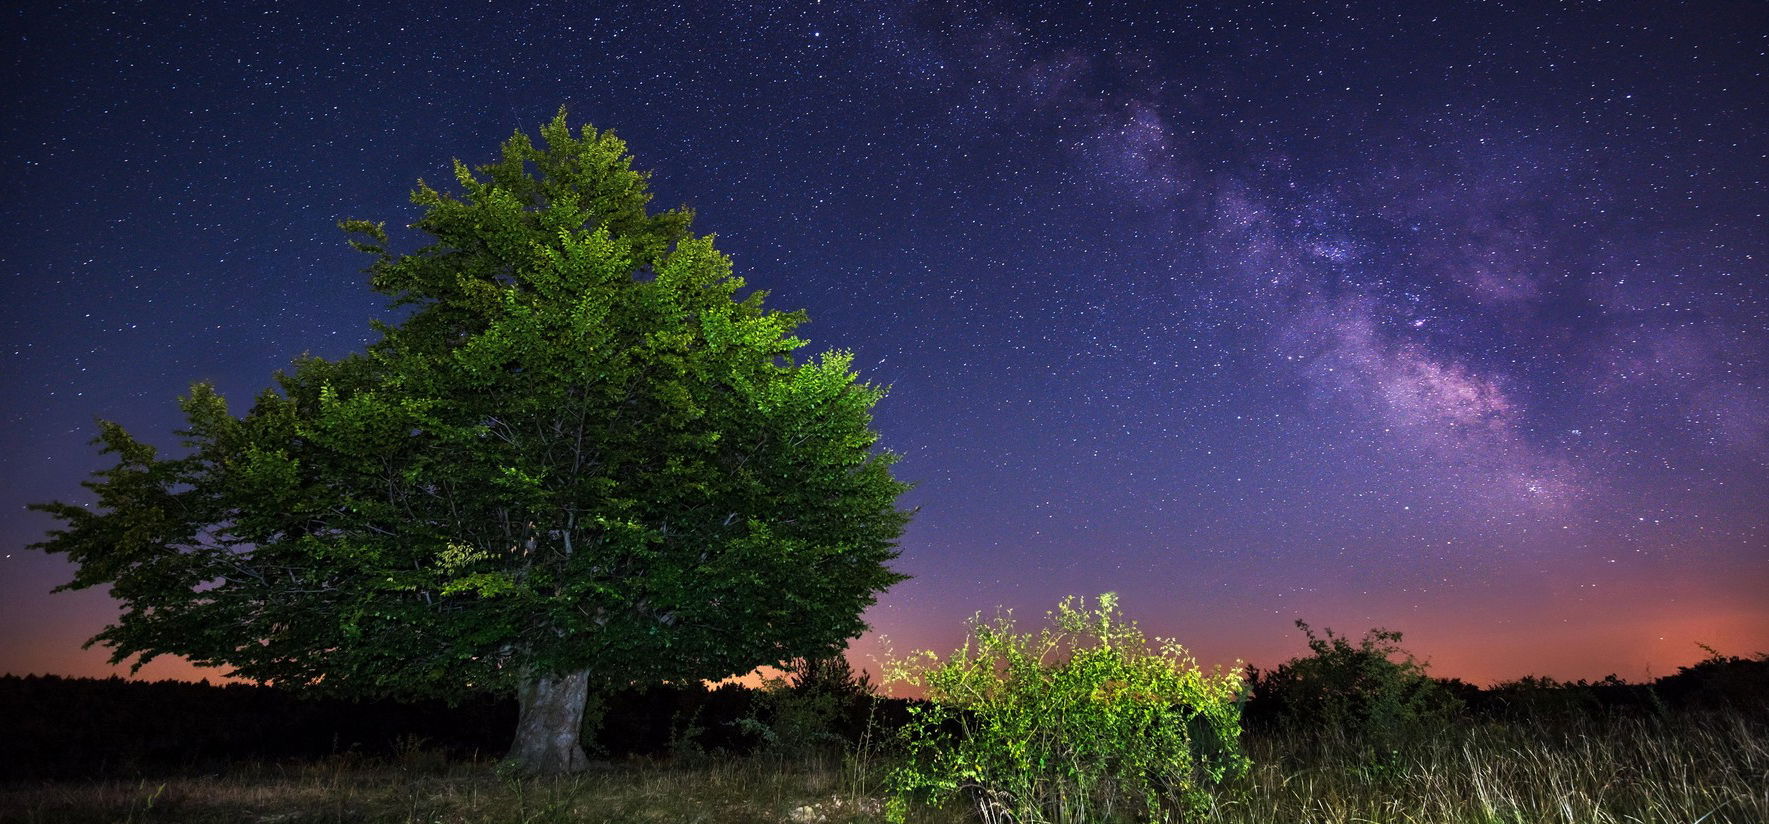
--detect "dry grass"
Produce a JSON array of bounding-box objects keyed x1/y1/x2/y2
[
  {"x1": 3, "y1": 714, "x2": 1762, "y2": 823},
  {"x1": 1209, "y1": 713, "x2": 1768, "y2": 824},
  {"x1": 0, "y1": 752, "x2": 963, "y2": 824}
]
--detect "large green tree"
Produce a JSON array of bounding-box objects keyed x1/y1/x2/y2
[{"x1": 30, "y1": 110, "x2": 911, "y2": 774}]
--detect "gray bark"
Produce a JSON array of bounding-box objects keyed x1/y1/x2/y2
[{"x1": 507, "y1": 668, "x2": 592, "y2": 775}]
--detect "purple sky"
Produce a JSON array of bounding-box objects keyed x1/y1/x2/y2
[{"x1": 3, "y1": 0, "x2": 1765, "y2": 687}]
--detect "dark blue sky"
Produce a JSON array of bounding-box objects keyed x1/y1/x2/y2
[{"x1": 4, "y1": 0, "x2": 1765, "y2": 685}]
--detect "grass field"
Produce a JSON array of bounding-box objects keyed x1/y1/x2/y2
[{"x1": 4, "y1": 712, "x2": 1763, "y2": 823}]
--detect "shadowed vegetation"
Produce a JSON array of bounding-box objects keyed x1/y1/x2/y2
[
  {"x1": 4, "y1": 622, "x2": 1764, "y2": 822},
  {"x1": 3, "y1": 707, "x2": 1761, "y2": 823}
]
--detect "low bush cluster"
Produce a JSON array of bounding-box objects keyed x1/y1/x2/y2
[
  {"x1": 1245, "y1": 622, "x2": 1462, "y2": 761},
  {"x1": 884, "y1": 594, "x2": 1249, "y2": 824}
]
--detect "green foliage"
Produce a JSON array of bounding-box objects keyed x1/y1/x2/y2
[
  {"x1": 667, "y1": 703, "x2": 711, "y2": 763},
  {"x1": 733, "y1": 654, "x2": 873, "y2": 758},
  {"x1": 1252, "y1": 621, "x2": 1462, "y2": 759},
  {"x1": 30, "y1": 109, "x2": 911, "y2": 707},
  {"x1": 788, "y1": 651, "x2": 880, "y2": 700},
  {"x1": 885, "y1": 594, "x2": 1250, "y2": 824}
]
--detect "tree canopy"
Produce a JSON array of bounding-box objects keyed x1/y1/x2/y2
[{"x1": 31, "y1": 109, "x2": 912, "y2": 772}]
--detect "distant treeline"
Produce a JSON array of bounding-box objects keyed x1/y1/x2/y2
[
  {"x1": 0, "y1": 673, "x2": 909, "y2": 780},
  {"x1": 1240, "y1": 646, "x2": 1768, "y2": 732},
  {"x1": 2, "y1": 651, "x2": 1763, "y2": 781}
]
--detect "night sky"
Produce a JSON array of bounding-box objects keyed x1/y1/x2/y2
[{"x1": 3, "y1": 1, "x2": 1765, "y2": 688}]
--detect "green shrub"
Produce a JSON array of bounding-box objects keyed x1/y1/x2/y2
[
  {"x1": 1252, "y1": 621, "x2": 1462, "y2": 760},
  {"x1": 733, "y1": 654, "x2": 871, "y2": 758},
  {"x1": 885, "y1": 594, "x2": 1250, "y2": 823}
]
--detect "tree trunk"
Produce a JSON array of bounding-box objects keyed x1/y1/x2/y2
[{"x1": 507, "y1": 668, "x2": 592, "y2": 775}]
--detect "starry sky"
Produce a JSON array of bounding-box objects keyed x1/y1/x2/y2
[{"x1": 3, "y1": 0, "x2": 1765, "y2": 687}]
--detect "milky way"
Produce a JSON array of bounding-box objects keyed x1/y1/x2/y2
[{"x1": 3, "y1": 0, "x2": 1764, "y2": 685}]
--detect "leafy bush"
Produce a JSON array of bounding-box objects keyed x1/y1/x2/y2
[
  {"x1": 885, "y1": 594, "x2": 1250, "y2": 823},
  {"x1": 733, "y1": 654, "x2": 874, "y2": 758},
  {"x1": 1250, "y1": 621, "x2": 1462, "y2": 759}
]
